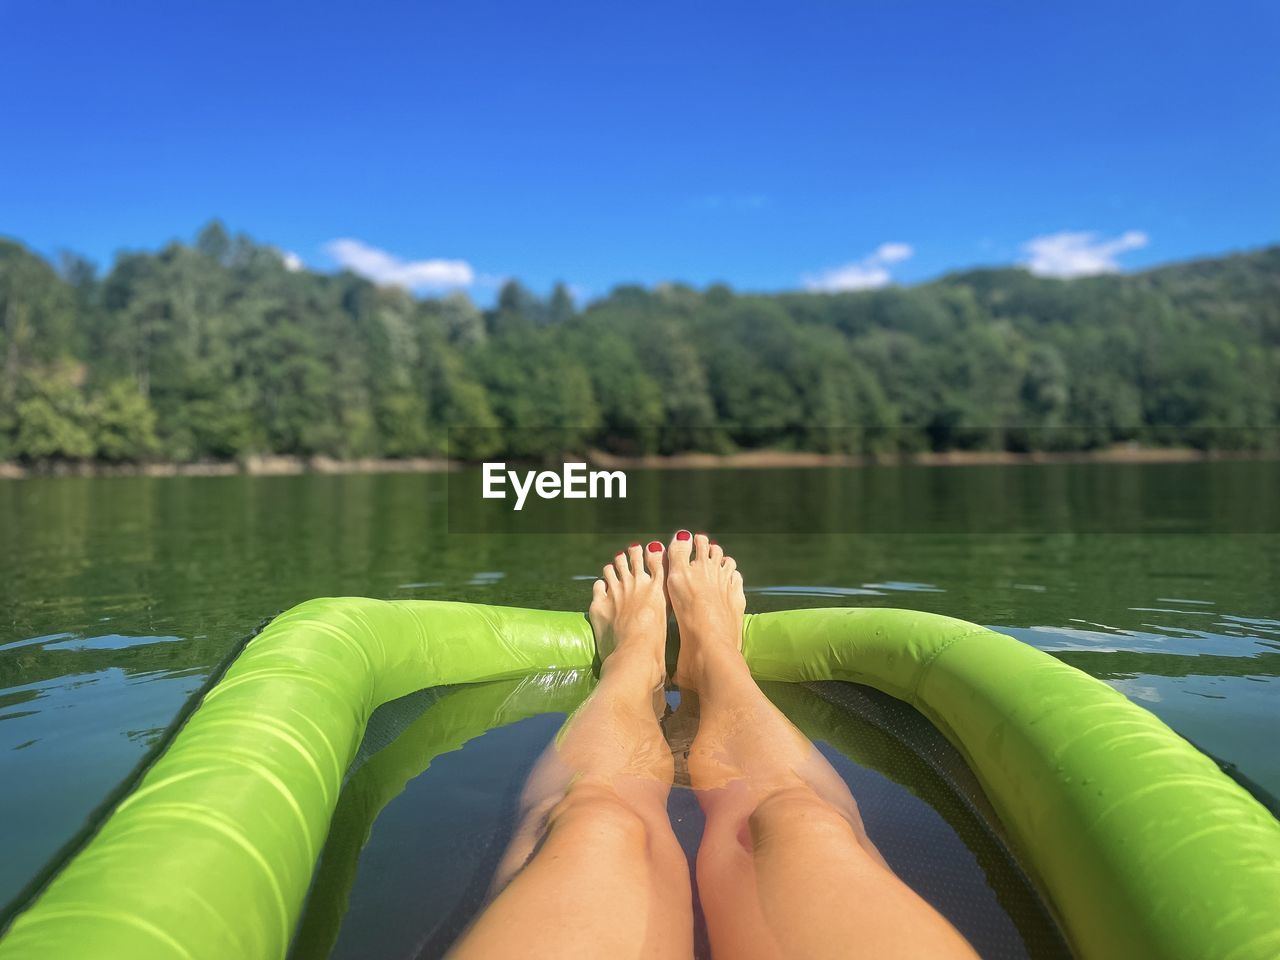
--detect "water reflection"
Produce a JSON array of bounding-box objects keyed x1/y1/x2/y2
[
  {"x1": 301, "y1": 673, "x2": 1071, "y2": 960},
  {"x1": 0, "y1": 659, "x2": 204, "y2": 904},
  {"x1": 0, "y1": 468, "x2": 1277, "y2": 914}
]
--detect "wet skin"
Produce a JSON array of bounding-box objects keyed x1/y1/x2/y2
[{"x1": 450, "y1": 532, "x2": 977, "y2": 960}]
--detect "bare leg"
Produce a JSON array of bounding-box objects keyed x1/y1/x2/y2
[
  {"x1": 450, "y1": 541, "x2": 692, "y2": 960},
  {"x1": 668, "y1": 531, "x2": 978, "y2": 960}
]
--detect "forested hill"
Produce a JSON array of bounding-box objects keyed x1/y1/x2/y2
[{"x1": 2, "y1": 222, "x2": 1278, "y2": 465}]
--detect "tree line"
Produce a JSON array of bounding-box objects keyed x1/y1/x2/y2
[{"x1": 2, "y1": 221, "x2": 1278, "y2": 465}]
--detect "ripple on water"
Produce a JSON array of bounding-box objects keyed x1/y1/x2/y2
[
  {"x1": 40, "y1": 634, "x2": 182, "y2": 652},
  {"x1": 862, "y1": 581, "x2": 947, "y2": 593},
  {"x1": 1217, "y1": 614, "x2": 1280, "y2": 635},
  {"x1": 0, "y1": 633, "x2": 75, "y2": 653},
  {"x1": 1128, "y1": 607, "x2": 1215, "y2": 615},
  {"x1": 0, "y1": 657, "x2": 209, "y2": 905},
  {"x1": 750, "y1": 585, "x2": 886, "y2": 598},
  {"x1": 750, "y1": 581, "x2": 946, "y2": 599},
  {"x1": 998, "y1": 622, "x2": 1277, "y2": 659}
]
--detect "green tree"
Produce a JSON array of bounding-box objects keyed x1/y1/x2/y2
[
  {"x1": 14, "y1": 365, "x2": 95, "y2": 461},
  {"x1": 1, "y1": 226, "x2": 1278, "y2": 466},
  {"x1": 547, "y1": 282, "x2": 576, "y2": 325},
  {"x1": 92, "y1": 380, "x2": 159, "y2": 462}
]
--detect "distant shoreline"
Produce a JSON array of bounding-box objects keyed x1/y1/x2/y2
[
  {"x1": 2, "y1": 445, "x2": 1277, "y2": 480},
  {"x1": 584, "y1": 446, "x2": 1280, "y2": 470}
]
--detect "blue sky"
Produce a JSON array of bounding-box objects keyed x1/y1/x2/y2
[{"x1": 2, "y1": 0, "x2": 1277, "y2": 303}]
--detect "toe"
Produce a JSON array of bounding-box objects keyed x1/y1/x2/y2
[
  {"x1": 693, "y1": 532, "x2": 710, "y2": 561},
  {"x1": 722, "y1": 556, "x2": 737, "y2": 575},
  {"x1": 613, "y1": 550, "x2": 630, "y2": 580},
  {"x1": 626, "y1": 542, "x2": 645, "y2": 577},
  {"x1": 603, "y1": 563, "x2": 619, "y2": 589},
  {"x1": 591, "y1": 578, "x2": 608, "y2": 602},
  {"x1": 644, "y1": 540, "x2": 665, "y2": 581},
  {"x1": 669, "y1": 528, "x2": 693, "y2": 564},
  {"x1": 708, "y1": 540, "x2": 724, "y2": 564}
]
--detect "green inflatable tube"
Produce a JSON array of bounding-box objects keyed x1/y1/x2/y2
[{"x1": 1, "y1": 599, "x2": 1278, "y2": 960}]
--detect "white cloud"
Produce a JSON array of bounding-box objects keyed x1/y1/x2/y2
[
  {"x1": 1022, "y1": 230, "x2": 1149, "y2": 278},
  {"x1": 325, "y1": 238, "x2": 475, "y2": 291},
  {"x1": 873, "y1": 242, "x2": 913, "y2": 265},
  {"x1": 803, "y1": 242, "x2": 915, "y2": 292},
  {"x1": 279, "y1": 249, "x2": 304, "y2": 272}
]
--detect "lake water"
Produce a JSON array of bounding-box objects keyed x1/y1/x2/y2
[{"x1": 1, "y1": 464, "x2": 1277, "y2": 954}]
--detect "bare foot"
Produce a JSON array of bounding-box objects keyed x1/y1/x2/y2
[
  {"x1": 589, "y1": 540, "x2": 669, "y2": 688},
  {"x1": 666, "y1": 530, "x2": 747, "y2": 688}
]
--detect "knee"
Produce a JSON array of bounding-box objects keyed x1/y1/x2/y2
[
  {"x1": 747, "y1": 784, "x2": 857, "y2": 850},
  {"x1": 549, "y1": 782, "x2": 650, "y2": 847}
]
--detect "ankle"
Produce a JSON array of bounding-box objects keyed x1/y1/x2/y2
[
  {"x1": 676, "y1": 641, "x2": 750, "y2": 691},
  {"x1": 674, "y1": 613, "x2": 743, "y2": 652},
  {"x1": 601, "y1": 645, "x2": 666, "y2": 691}
]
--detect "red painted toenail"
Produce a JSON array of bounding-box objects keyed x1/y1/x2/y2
[
  {"x1": 647, "y1": 541, "x2": 663, "y2": 552},
  {"x1": 629, "y1": 542, "x2": 640, "y2": 548},
  {"x1": 676, "y1": 530, "x2": 691, "y2": 541}
]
